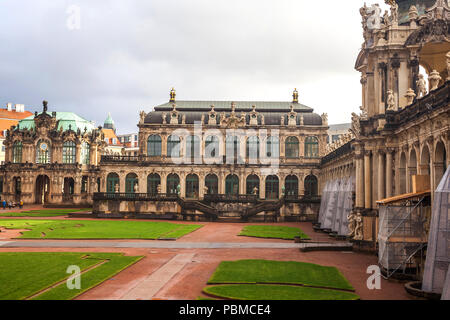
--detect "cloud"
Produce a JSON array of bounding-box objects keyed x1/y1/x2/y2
[{"x1": 0, "y1": 0, "x2": 385, "y2": 133}]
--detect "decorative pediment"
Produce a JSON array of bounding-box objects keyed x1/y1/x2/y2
[
  {"x1": 170, "y1": 104, "x2": 179, "y2": 125},
  {"x1": 220, "y1": 102, "x2": 246, "y2": 129},
  {"x1": 249, "y1": 105, "x2": 259, "y2": 126},
  {"x1": 287, "y1": 105, "x2": 297, "y2": 127},
  {"x1": 208, "y1": 105, "x2": 218, "y2": 125}
]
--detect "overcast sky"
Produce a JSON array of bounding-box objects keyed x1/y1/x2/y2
[{"x1": 0, "y1": 0, "x2": 390, "y2": 134}]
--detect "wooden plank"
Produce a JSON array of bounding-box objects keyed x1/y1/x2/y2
[
  {"x1": 376, "y1": 190, "x2": 431, "y2": 205},
  {"x1": 388, "y1": 237, "x2": 427, "y2": 243},
  {"x1": 412, "y1": 175, "x2": 430, "y2": 193}
]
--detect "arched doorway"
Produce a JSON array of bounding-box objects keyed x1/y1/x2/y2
[
  {"x1": 205, "y1": 174, "x2": 218, "y2": 195},
  {"x1": 107, "y1": 173, "x2": 120, "y2": 193},
  {"x1": 399, "y1": 152, "x2": 407, "y2": 195},
  {"x1": 125, "y1": 173, "x2": 138, "y2": 193},
  {"x1": 225, "y1": 174, "x2": 239, "y2": 196},
  {"x1": 304, "y1": 175, "x2": 318, "y2": 197},
  {"x1": 147, "y1": 174, "x2": 161, "y2": 196},
  {"x1": 434, "y1": 141, "x2": 447, "y2": 190},
  {"x1": 167, "y1": 174, "x2": 180, "y2": 195},
  {"x1": 35, "y1": 175, "x2": 50, "y2": 204},
  {"x1": 409, "y1": 149, "x2": 418, "y2": 193},
  {"x1": 63, "y1": 178, "x2": 75, "y2": 202},
  {"x1": 285, "y1": 175, "x2": 299, "y2": 197},
  {"x1": 265, "y1": 175, "x2": 279, "y2": 200},
  {"x1": 246, "y1": 174, "x2": 260, "y2": 195},
  {"x1": 420, "y1": 145, "x2": 431, "y2": 176},
  {"x1": 186, "y1": 174, "x2": 199, "y2": 199}
]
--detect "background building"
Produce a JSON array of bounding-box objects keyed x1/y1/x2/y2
[
  {"x1": 327, "y1": 123, "x2": 351, "y2": 144},
  {"x1": 117, "y1": 133, "x2": 139, "y2": 156}
]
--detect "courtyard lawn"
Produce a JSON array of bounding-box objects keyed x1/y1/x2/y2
[
  {"x1": 208, "y1": 260, "x2": 354, "y2": 291},
  {"x1": 0, "y1": 252, "x2": 143, "y2": 300},
  {"x1": 0, "y1": 219, "x2": 202, "y2": 240},
  {"x1": 0, "y1": 208, "x2": 92, "y2": 218},
  {"x1": 239, "y1": 225, "x2": 310, "y2": 240},
  {"x1": 204, "y1": 284, "x2": 359, "y2": 301}
]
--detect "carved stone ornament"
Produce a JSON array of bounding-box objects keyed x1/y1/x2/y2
[
  {"x1": 405, "y1": 88, "x2": 416, "y2": 106},
  {"x1": 429, "y1": 70, "x2": 442, "y2": 91},
  {"x1": 416, "y1": 74, "x2": 428, "y2": 98},
  {"x1": 386, "y1": 90, "x2": 396, "y2": 111},
  {"x1": 351, "y1": 113, "x2": 361, "y2": 139}
]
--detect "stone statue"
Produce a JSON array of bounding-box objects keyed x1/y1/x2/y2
[
  {"x1": 139, "y1": 111, "x2": 146, "y2": 124},
  {"x1": 351, "y1": 113, "x2": 361, "y2": 138},
  {"x1": 201, "y1": 113, "x2": 205, "y2": 124},
  {"x1": 203, "y1": 186, "x2": 209, "y2": 195},
  {"x1": 416, "y1": 74, "x2": 427, "y2": 98},
  {"x1": 386, "y1": 90, "x2": 396, "y2": 111},
  {"x1": 359, "y1": 105, "x2": 368, "y2": 119},
  {"x1": 162, "y1": 113, "x2": 167, "y2": 124},
  {"x1": 157, "y1": 184, "x2": 161, "y2": 194},
  {"x1": 383, "y1": 10, "x2": 391, "y2": 26},
  {"x1": 253, "y1": 186, "x2": 258, "y2": 196},
  {"x1": 321, "y1": 113, "x2": 328, "y2": 126},
  {"x1": 260, "y1": 114, "x2": 265, "y2": 126},
  {"x1": 281, "y1": 185, "x2": 286, "y2": 196},
  {"x1": 360, "y1": 3, "x2": 369, "y2": 29},
  {"x1": 366, "y1": 4, "x2": 382, "y2": 30},
  {"x1": 429, "y1": 70, "x2": 442, "y2": 91},
  {"x1": 347, "y1": 212, "x2": 356, "y2": 238},
  {"x1": 114, "y1": 183, "x2": 119, "y2": 193},
  {"x1": 390, "y1": 1, "x2": 398, "y2": 24},
  {"x1": 280, "y1": 115, "x2": 285, "y2": 126},
  {"x1": 182, "y1": 114, "x2": 186, "y2": 124},
  {"x1": 43, "y1": 100, "x2": 48, "y2": 113},
  {"x1": 134, "y1": 183, "x2": 139, "y2": 193},
  {"x1": 354, "y1": 213, "x2": 364, "y2": 240},
  {"x1": 176, "y1": 184, "x2": 181, "y2": 196}
]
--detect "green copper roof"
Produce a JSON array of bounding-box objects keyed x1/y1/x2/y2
[
  {"x1": 104, "y1": 112, "x2": 114, "y2": 125},
  {"x1": 17, "y1": 112, "x2": 96, "y2": 133},
  {"x1": 396, "y1": 0, "x2": 436, "y2": 25}
]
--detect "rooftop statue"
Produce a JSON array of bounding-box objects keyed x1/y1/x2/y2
[{"x1": 416, "y1": 74, "x2": 428, "y2": 98}]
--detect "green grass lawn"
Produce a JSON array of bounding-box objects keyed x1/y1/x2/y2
[
  {"x1": 204, "y1": 284, "x2": 359, "y2": 300},
  {"x1": 0, "y1": 208, "x2": 92, "y2": 217},
  {"x1": 208, "y1": 260, "x2": 354, "y2": 291},
  {"x1": 0, "y1": 219, "x2": 202, "y2": 240},
  {"x1": 239, "y1": 225, "x2": 310, "y2": 240},
  {"x1": 0, "y1": 252, "x2": 143, "y2": 300}
]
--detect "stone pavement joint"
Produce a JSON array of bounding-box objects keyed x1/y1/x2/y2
[{"x1": 120, "y1": 253, "x2": 196, "y2": 300}]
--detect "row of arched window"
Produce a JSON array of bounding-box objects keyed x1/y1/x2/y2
[
  {"x1": 147, "y1": 135, "x2": 320, "y2": 159},
  {"x1": 12, "y1": 140, "x2": 91, "y2": 165},
  {"x1": 106, "y1": 172, "x2": 319, "y2": 199}
]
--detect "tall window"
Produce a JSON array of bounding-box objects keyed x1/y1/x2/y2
[
  {"x1": 305, "y1": 137, "x2": 319, "y2": 158},
  {"x1": 36, "y1": 140, "x2": 51, "y2": 164},
  {"x1": 81, "y1": 176, "x2": 88, "y2": 193},
  {"x1": 246, "y1": 175, "x2": 260, "y2": 195},
  {"x1": 205, "y1": 136, "x2": 219, "y2": 158},
  {"x1": 226, "y1": 136, "x2": 240, "y2": 164},
  {"x1": 186, "y1": 174, "x2": 199, "y2": 199},
  {"x1": 225, "y1": 174, "x2": 239, "y2": 196},
  {"x1": 167, "y1": 174, "x2": 180, "y2": 195},
  {"x1": 266, "y1": 136, "x2": 279, "y2": 158},
  {"x1": 147, "y1": 174, "x2": 161, "y2": 196},
  {"x1": 63, "y1": 141, "x2": 76, "y2": 164},
  {"x1": 285, "y1": 137, "x2": 299, "y2": 159},
  {"x1": 12, "y1": 141, "x2": 22, "y2": 163},
  {"x1": 107, "y1": 173, "x2": 120, "y2": 193},
  {"x1": 246, "y1": 136, "x2": 260, "y2": 161},
  {"x1": 305, "y1": 175, "x2": 318, "y2": 196},
  {"x1": 186, "y1": 135, "x2": 201, "y2": 162},
  {"x1": 205, "y1": 174, "x2": 218, "y2": 195},
  {"x1": 167, "y1": 135, "x2": 180, "y2": 158},
  {"x1": 81, "y1": 142, "x2": 90, "y2": 165},
  {"x1": 147, "y1": 135, "x2": 162, "y2": 156},
  {"x1": 285, "y1": 175, "x2": 299, "y2": 196},
  {"x1": 265, "y1": 175, "x2": 279, "y2": 199},
  {"x1": 125, "y1": 173, "x2": 138, "y2": 193}
]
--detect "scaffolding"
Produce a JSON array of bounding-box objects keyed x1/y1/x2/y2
[
  {"x1": 378, "y1": 192, "x2": 430, "y2": 279},
  {"x1": 322, "y1": 179, "x2": 340, "y2": 230},
  {"x1": 332, "y1": 176, "x2": 354, "y2": 237},
  {"x1": 422, "y1": 167, "x2": 450, "y2": 295},
  {"x1": 317, "y1": 181, "x2": 330, "y2": 227}
]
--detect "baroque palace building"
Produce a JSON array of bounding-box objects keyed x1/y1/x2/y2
[{"x1": 319, "y1": 0, "x2": 449, "y2": 254}]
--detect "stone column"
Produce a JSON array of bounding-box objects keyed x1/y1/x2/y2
[
  {"x1": 355, "y1": 154, "x2": 365, "y2": 208},
  {"x1": 161, "y1": 172, "x2": 167, "y2": 194},
  {"x1": 199, "y1": 173, "x2": 205, "y2": 199},
  {"x1": 260, "y1": 176, "x2": 266, "y2": 199},
  {"x1": 386, "y1": 150, "x2": 394, "y2": 198},
  {"x1": 377, "y1": 151, "x2": 385, "y2": 202},
  {"x1": 364, "y1": 151, "x2": 372, "y2": 209}
]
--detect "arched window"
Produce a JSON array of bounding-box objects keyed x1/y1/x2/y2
[
  {"x1": 304, "y1": 175, "x2": 318, "y2": 196},
  {"x1": 266, "y1": 136, "x2": 279, "y2": 158},
  {"x1": 107, "y1": 173, "x2": 120, "y2": 193},
  {"x1": 205, "y1": 174, "x2": 218, "y2": 195},
  {"x1": 36, "y1": 140, "x2": 51, "y2": 164},
  {"x1": 125, "y1": 173, "x2": 138, "y2": 193},
  {"x1": 285, "y1": 175, "x2": 299, "y2": 196},
  {"x1": 12, "y1": 141, "x2": 22, "y2": 163},
  {"x1": 147, "y1": 174, "x2": 161, "y2": 196},
  {"x1": 246, "y1": 174, "x2": 260, "y2": 195},
  {"x1": 226, "y1": 136, "x2": 240, "y2": 164},
  {"x1": 81, "y1": 142, "x2": 90, "y2": 165},
  {"x1": 147, "y1": 135, "x2": 162, "y2": 157},
  {"x1": 265, "y1": 175, "x2": 279, "y2": 199},
  {"x1": 63, "y1": 141, "x2": 76, "y2": 164},
  {"x1": 225, "y1": 174, "x2": 239, "y2": 196},
  {"x1": 167, "y1": 135, "x2": 180, "y2": 158},
  {"x1": 167, "y1": 174, "x2": 180, "y2": 195},
  {"x1": 186, "y1": 174, "x2": 199, "y2": 199},
  {"x1": 246, "y1": 136, "x2": 260, "y2": 161},
  {"x1": 305, "y1": 137, "x2": 319, "y2": 158},
  {"x1": 205, "y1": 136, "x2": 219, "y2": 158},
  {"x1": 186, "y1": 135, "x2": 201, "y2": 162},
  {"x1": 285, "y1": 137, "x2": 299, "y2": 159}
]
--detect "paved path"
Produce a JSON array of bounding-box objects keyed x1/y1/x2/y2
[
  {"x1": 120, "y1": 253, "x2": 196, "y2": 300},
  {"x1": 0, "y1": 240, "x2": 352, "y2": 249}
]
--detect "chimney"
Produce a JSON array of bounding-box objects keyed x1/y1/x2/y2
[
  {"x1": 15, "y1": 104, "x2": 25, "y2": 113},
  {"x1": 7, "y1": 103, "x2": 13, "y2": 111}
]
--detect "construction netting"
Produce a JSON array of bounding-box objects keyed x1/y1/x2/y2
[
  {"x1": 422, "y1": 167, "x2": 450, "y2": 294},
  {"x1": 442, "y1": 266, "x2": 450, "y2": 300},
  {"x1": 317, "y1": 177, "x2": 355, "y2": 236},
  {"x1": 378, "y1": 199, "x2": 428, "y2": 278}
]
